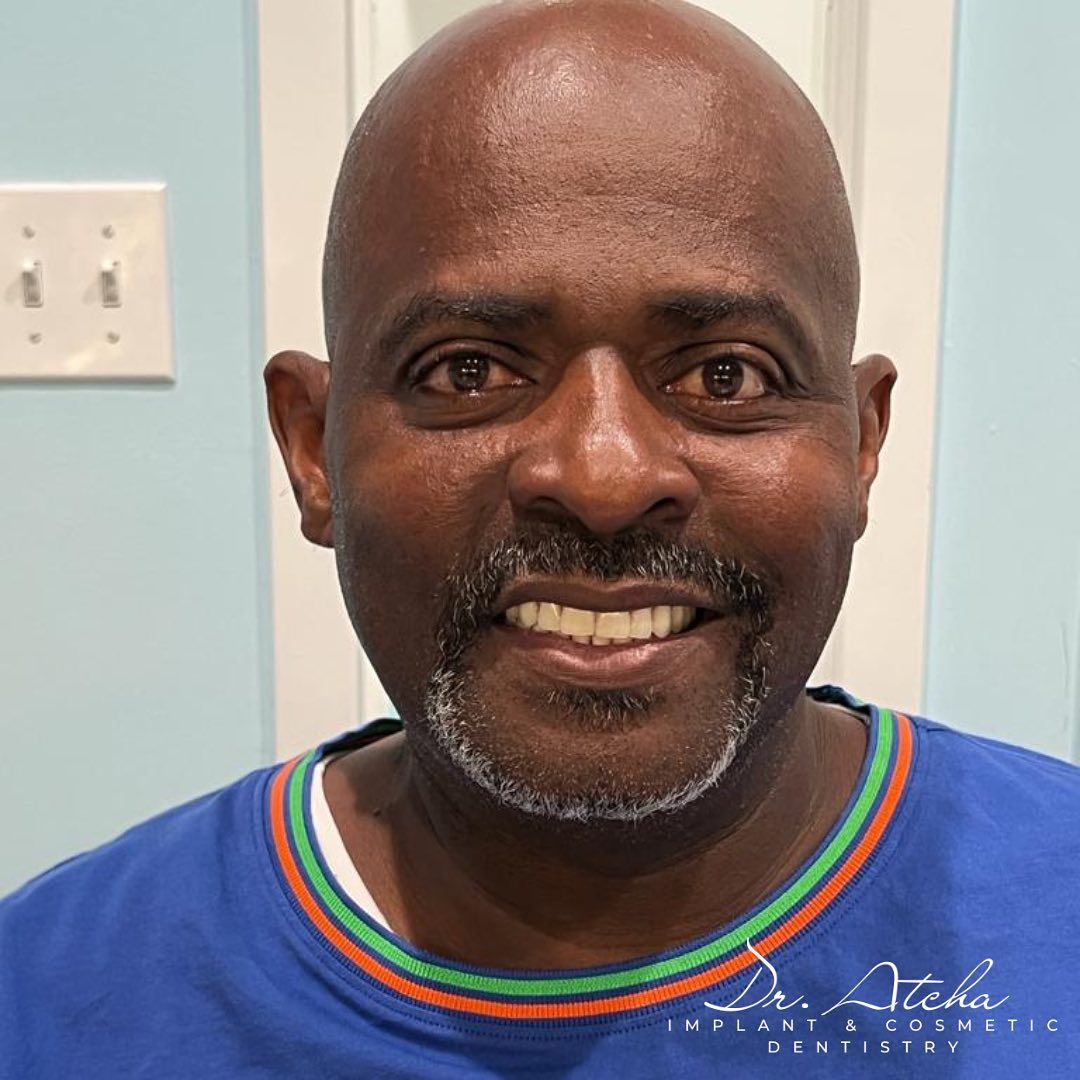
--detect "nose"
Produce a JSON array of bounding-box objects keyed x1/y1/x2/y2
[{"x1": 507, "y1": 349, "x2": 701, "y2": 536}]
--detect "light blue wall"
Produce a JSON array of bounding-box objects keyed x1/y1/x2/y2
[
  {"x1": 926, "y1": 0, "x2": 1080, "y2": 760},
  {"x1": 0, "y1": 1, "x2": 272, "y2": 892}
]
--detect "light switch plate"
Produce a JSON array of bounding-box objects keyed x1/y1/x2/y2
[{"x1": 0, "y1": 184, "x2": 174, "y2": 381}]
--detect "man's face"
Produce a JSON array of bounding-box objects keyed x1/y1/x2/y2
[{"x1": 293, "y1": 37, "x2": 883, "y2": 821}]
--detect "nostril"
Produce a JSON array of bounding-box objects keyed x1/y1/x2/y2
[{"x1": 646, "y1": 495, "x2": 693, "y2": 525}]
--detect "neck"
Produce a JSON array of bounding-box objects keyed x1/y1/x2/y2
[{"x1": 324, "y1": 690, "x2": 867, "y2": 970}]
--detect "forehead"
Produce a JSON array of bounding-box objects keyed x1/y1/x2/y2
[{"x1": 335, "y1": 27, "x2": 844, "y2": 354}]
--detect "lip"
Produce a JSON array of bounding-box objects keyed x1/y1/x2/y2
[
  {"x1": 491, "y1": 614, "x2": 726, "y2": 690},
  {"x1": 493, "y1": 577, "x2": 723, "y2": 617}
]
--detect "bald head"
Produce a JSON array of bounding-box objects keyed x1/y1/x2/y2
[{"x1": 322, "y1": 0, "x2": 858, "y2": 360}]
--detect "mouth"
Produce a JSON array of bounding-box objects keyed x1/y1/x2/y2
[
  {"x1": 486, "y1": 580, "x2": 727, "y2": 688},
  {"x1": 497, "y1": 600, "x2": 714, "y2": 645}
]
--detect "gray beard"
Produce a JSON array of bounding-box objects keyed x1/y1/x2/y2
[
  {"x1": 421, "y1": 657, "x2": 767, "y2": 824},
  {"x1": 415, "y1": 523, "x2": 774, "y2": 824}
]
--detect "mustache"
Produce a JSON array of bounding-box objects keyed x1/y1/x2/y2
[{"x1": 434, "y1": 523, "x2": 774, "y2": 665}]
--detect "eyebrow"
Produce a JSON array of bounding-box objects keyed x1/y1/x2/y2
[
  {"x1": 646, "y1": 290, "x2": 816, "y2": 361},
  {"x1": 376, "y1": 291, "x2": 551, "y2": 357},
  {"x1": 374, "y1": 286, "x2": 816, "y2": 363}
]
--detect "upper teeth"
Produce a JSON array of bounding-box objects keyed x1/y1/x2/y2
[{"x1": 503, "y1": 602, "x2": 697, "y2": 645}]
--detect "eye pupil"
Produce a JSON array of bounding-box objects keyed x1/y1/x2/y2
[
  {"x1": 448, "y1": 354, "x2": 489, "y2": 392},
  {"x1": 703, "y1": 357, "x2": 744, "y2": 398}
]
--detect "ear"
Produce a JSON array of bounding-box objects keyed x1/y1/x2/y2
[
  {"x1": 264, "y1": 350, "x2": 334, "y2": 548},
  {"x1": 851, "y1": 353, "x2": 898, "y2": 539}
]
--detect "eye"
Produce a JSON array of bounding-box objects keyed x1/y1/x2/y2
[
  {"x1": 663, "y1": 356, "x2": 770, "y2": 403},
  {"x1": 412, "y1": 351, "x2": 529, "y2": 395}
]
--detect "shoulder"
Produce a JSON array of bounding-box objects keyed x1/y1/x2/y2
[
  {"x1": 886, "y1": 712, "x2": 1080, "y2": 1002},
  {"x1": 0, "y1": 764, "x2": 277, "y2": 1017},
  {"x1": 2, "y1": 763, "x2": 272, "y2": 911},
  {"x1": 905, "y1": 711, "x2": 1080, "y2": 858},
  {"x1": 0, "y1": 761, "x2": 323, "y2": 1073},
  {"x1": 913, "y1": 711, "x2": 1080, "y2": 796}
]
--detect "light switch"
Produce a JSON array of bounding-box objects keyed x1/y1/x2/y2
[
  {"x1": 100, "y1": 259, "x2": 122, "y2": 308},
  {"x1": 21, "y1": 260, "x2": 43, "y2": 307},
  {"x1": 0, "y1": 184, "x2": 173, "y2": 381}
]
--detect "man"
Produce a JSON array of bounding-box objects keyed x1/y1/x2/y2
[{"x1": 2, "y1": 1, "x2": 1077, "y2": 1076}]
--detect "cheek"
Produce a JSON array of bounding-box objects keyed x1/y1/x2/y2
[
  {"x1": 702, "y1": 429, "x2": 859, "y2": 607},
  {"x1": 329, "y1": 404, "x2": 510, "y2": 702},
  {"x1": 344, "y1": 421, "x2": 508, "y2": 559},
  {"x1": 697, "y1": 429, "x2": 858, "y2": 696}
]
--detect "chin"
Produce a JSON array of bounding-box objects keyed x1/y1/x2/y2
[{"x1": 421, "y1": 664, "x2": 762, "y2": 824}]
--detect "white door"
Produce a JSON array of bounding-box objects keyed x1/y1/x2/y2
[{"x1": 259, "y1": 0, "x2": 955, "y2": 756}]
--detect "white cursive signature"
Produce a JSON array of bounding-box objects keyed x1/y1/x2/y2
[{"x1": 703, "y1": 940, "x2": 1010, "y2": 1015}]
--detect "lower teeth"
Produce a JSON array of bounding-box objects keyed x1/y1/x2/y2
[{"x1": 516, "y1": 615, "x2": 697, "y2": 646}]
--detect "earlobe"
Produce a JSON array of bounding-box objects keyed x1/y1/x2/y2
[
  {"x1": 851, "y1": 353, "x2": 898, "y2": 539},
  {"x1": 264, "y1": 350, "x2": 335, "y2": 548}
]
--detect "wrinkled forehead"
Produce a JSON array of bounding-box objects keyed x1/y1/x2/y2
[{"x1": 327, "y1": 9, "x2": 855, "y2": 357}]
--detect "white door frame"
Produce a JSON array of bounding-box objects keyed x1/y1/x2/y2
[
  {"x1": 258, "y1": 0, "x2": 955, "y2": 757},
  {"x1": 258, "y1": 2, "x2": 363, "y2": 760}
]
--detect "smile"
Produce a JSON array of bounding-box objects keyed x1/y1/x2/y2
[{"x1": 500, "y1": 602, "x2": 705, "y2": 646}]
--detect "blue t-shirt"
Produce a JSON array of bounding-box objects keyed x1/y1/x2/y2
[{"x1": 2, "y1": 686, "x2": 1078, "y2": 1078}]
